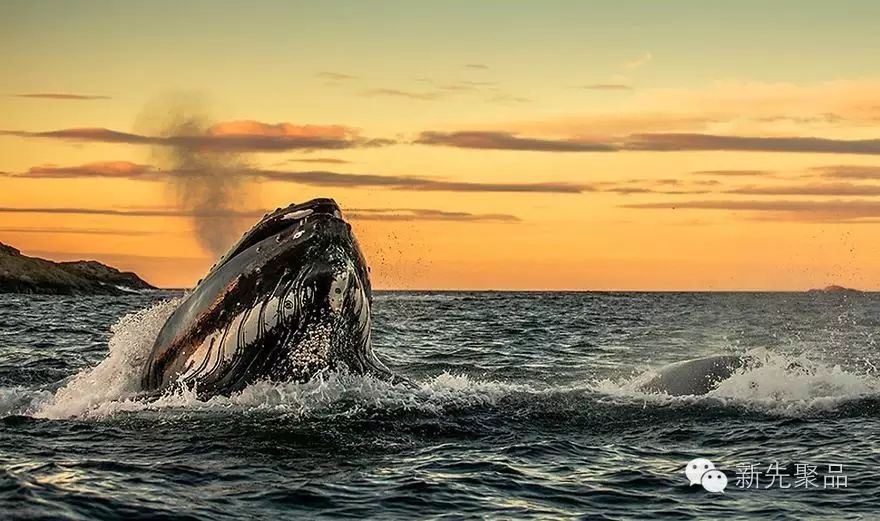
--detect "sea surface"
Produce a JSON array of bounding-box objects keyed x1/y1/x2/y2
[{"x1": 1, "y1": 291, "x2": 879, "y2": 520}]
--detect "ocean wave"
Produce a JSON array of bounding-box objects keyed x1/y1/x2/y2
[{"x1": 1, "y1": 299, "x2": 877, "y2": 422}]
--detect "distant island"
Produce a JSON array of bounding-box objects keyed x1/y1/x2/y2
[
  {"x1": 0, "y1": 242, "x2": 155, "y2": 295},
  {"x1": 807, "y1": 285, "x2": 862, "y2": 294}
]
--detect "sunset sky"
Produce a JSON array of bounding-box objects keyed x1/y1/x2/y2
[{"x1": 2, "y1": 1, "x2": 880, "y2": 290}]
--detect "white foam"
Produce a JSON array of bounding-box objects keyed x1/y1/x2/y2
[
  {"x1": 17, "y1": 294, "x2": 528, "y2": 420},
  {"x1": 16, "y1": 296, "x2": 880, "y2": 421},
  {"x1": 591, "y1": 348, "x2": 880, "y2": 415},
  {"x1": 34, "y1": 298, "x2": 180, "y2": 419}
]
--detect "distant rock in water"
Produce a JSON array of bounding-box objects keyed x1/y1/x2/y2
[
  {"x1": 0, "y1": 242, "x2": 156, "y2": 295},
  {"x1": 807, "y1": 285, "x2": 862, "y2": 294}
]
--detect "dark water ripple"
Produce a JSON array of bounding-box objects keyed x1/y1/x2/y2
[{"x1": 2, "y1": 291, "x2": 880, "y2": 519}]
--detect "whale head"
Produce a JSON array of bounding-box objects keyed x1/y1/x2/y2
[{"x1": 141, "y1": 198, "x2": 392, "y2": 396}]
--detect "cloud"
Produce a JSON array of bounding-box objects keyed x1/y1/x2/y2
[
  {"x1": 464, "y1": 64, "x2": 489, "y2": 70},
  {"x1": 23, "y1": 161, "x2": 160, "y2": 180},
  {"x1": 359, "y1": 88, "x2": 442, "y2": 101},
  {"x1": 0, "y1": 206, "x2": 263, "y2": 218},
  {"x1": 692, "y1": 169, "x2": 773, "y2": 177},
  {"x1": 415, "y1": 131, "x2": 616, "y2": 152},
  {"x1": 347, "y1": 208, "x2": 518, "y2": 222},
  {"x1": 622, "y1": 198, "x2": 880, "y2": 222},
  {"x1": 498, "y1": 113, "x2": 718, "y2": 140},
  {"x1": 207, "y1": 120, "x2": 353, "y2": 139},
  {"x1": 726, "y1": 182, "x2": 880, "y2": 196},
  {"x1": 316, "y1": 71, "x2": 356, "y2": 81},
  {"x1": 10, "y1": 160, "x2": 587, "y2": 193},
  {"x1": 622, "y1": 52, "x2": 652, "y2": 69},
  {"x1": 486, "y1": 93, "x2": 531, "y2": 104},
  {"x1": 251, "y1": 169, "x2": 586, "y2": 193},
  {"x1": 414, "y1": 129, "x2": 880, "y2": 156},
  {"x1": 810, "y1": 165, "x2": 880, "y2": 179},
  {"x1": 624, "y1": 133, "x2": 880, "y2": 155},
  {"x1": 578, "y1": 84, "x2": 632, "y2": 91},
  {"x1": 603, "y1": 186, "x2": 710, "y2": 195},
  {"x1": 359, "y1": 81, "x2": 526, "y2": 104},
  {"x1": 479, "y1": 79, "x2": 880, "y2": 139},
  {"x1": 0, "y1": 120, "x2": 392, "y2": 152},
  {"x1": 283, "y1": 157, "x2": 352, "y2": 164},
  {"x1": 0, "y1": 227, "x2": 160, "y2": 236},
  {"x1": 0, "y1": 206, "x2": 518, "y2": 223},
  {"x1": 593, "y1": 178, "x2": 714, "y2": 196},
  {"x1": 14, "y1": 93, "x2": 111, "y2": 100}
]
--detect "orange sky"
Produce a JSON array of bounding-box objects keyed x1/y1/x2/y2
[{"x1": 2, "y1": 1, "x2": 880, "y2": 290}]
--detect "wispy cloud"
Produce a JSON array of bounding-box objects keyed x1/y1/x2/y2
[
  {"x1": 0, "y1": 120, "x2": 393, "y2": 152},
  {"x1": 0, "y1": 206, "x2": 518, "y2": 223},
  {"x1": 360, "y1": 88, "x2": 442, "y2": 101},
  {"x1": 622, "y1": 52, "x2": 652, "y2": 69},
  {"x1": 464, "y1": 64, "x2": 489, "y2": 70},
  {"x1": 13, "y1": 93, "x2": 111, "y2": 100},
  {"x1": 810, "y1": 165, "x2": 880, "y2": 179},
  {"x1": 9, "y1": 160, "x2": 587, "y2": 193},
  {"x1": 0, "y1": 226, "x2": 160, "y2": 236},
  {"x1": 625, "y1": 133, "x2": 880, "y2": 155},
  {"x1": 415, "y1": 131, "x2": 616, "y2": 152},
  {"x1": 726, "y1": 182, "x2": 880, "y2": 196},
  {"x1": 622, "y1": 198, "x2": 880, "y2": 222},
  {"x1": 593, "y1": 178, "x2": 715, "y2": 196},
  {"x1": 251, "y1": 169, "x2": 586, "y2": 193},
  {"x1": 283, "y1": 157, "x2": 352, "y2": 165},
  {"x1": 316, "y1": 71, "x2": 357, "y2": 81},
  {"x1": 0, "y1": 206, "x2": 263, "y2": 218},
  {"x1": 692, "y1": 169, "x2": 773, "y2": 177},
  {"x1": 478, "y1": 80, "x2": 880, "y2": 141},
  {"x1": 359, "y1": 79, "x2": 526, "y2": 104},
  {"x1": 578, "y1": 84, "x2": 632, "y2": 91},
  {"x1": 415, "y1": 129, "x2": 880, "y2": 156},
  {"x1": 486, "y1": 93, "x2": 532, "y2": 104},
  {"x1": 347, "y1": 208, "x2": 518, "y2": 222},
  {"x1": 21, "y1": 161, "x2": 160, "y2": 180}
]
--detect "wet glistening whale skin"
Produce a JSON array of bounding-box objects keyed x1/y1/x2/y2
[
  {"x1": 636, "y1": 354, "x2": 751, "y2": 396},
  {"x1": 141, "y1": 198, "x2": 395, "y2": 397}
]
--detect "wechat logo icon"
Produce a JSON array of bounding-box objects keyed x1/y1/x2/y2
[{"x1": 686, "y1": 458, "x2": 728, "y2": 493}]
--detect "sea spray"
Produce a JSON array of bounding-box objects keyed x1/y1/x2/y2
[{"x1": 35, "y1": 299, "x2": 180, "y2": 419}]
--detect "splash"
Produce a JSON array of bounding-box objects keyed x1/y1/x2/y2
[
  {"x1": 16, "y1": 301, "x2": 880, "y2": 421},
  {"x1": 592, "y1": 348, "x2": 880, "y2": 415},
  {"x1": 24, "y1": 298, "x2": 527, "y2": 420},
  {"x1": 34, "y1": 299, "x2": 181, "y2": 419}
]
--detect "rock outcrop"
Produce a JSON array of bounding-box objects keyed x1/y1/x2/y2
[{"x1": 0, "y1": 242, "x2": 155, "y2": 295}]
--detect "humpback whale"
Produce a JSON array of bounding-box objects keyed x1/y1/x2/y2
[
  {"x1": 637, "y1": 354, "x2": 751, "y2": 396},
  {"x1": 141, "y1": 198, "x2": 395, "y2": 397}
]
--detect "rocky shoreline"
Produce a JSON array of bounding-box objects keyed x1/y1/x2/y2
[{"x1": 0, "y1": 243, "x2": 156, "y2": 295}]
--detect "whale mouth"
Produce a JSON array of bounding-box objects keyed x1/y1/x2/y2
[{"x1": 212, "y1": 198, "x2": 344, "y2": 272}]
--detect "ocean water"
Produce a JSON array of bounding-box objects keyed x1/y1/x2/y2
[{"x1": 1, "y1": 291, "x2": 879, "y2": 520}]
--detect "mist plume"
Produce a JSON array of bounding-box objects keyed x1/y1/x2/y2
[{"x1": 135, "y1": 94, "x2": 254, "y2": 258}]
